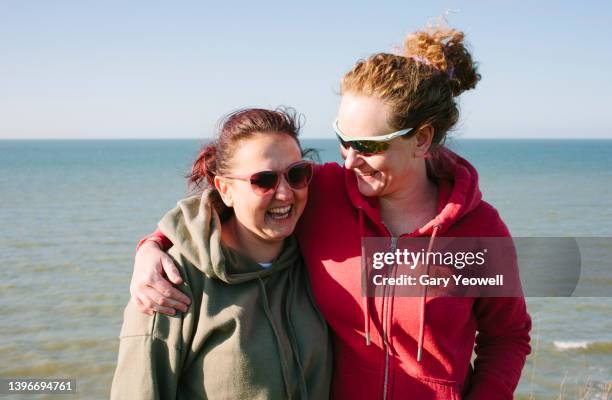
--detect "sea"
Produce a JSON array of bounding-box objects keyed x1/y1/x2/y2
[{"x1": 1, "y1": 139, "x2": 611, "y2": 399}]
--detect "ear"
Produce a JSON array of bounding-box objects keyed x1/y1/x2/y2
[
  {"x1": 214, "y1": 176, "x2": 233, "y2": 207},
  {"x1": 413, "y1": 124, "x2": 434, "y2": 158}
]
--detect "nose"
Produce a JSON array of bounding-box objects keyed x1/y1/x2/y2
[
  {"x1": 343, "y1": 147, "x2": 364, "y2": 170},
  {"x1": 274, "y1": 175, "x2": 295, "y2": 202}
]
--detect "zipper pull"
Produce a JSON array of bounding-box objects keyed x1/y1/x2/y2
[{"x1": 390, "y1": 236, "x2": 397, "y2": 252}]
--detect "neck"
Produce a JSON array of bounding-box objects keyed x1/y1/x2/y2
[
  {"x1": 221, "y1": 216, "x2": 283, "y2": 264},
  {"x1": 379, "y1": 163, "x2": 438, "y2": 236}
]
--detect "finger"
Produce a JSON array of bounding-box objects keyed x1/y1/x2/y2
[
  {"x1": 161, "y1": 256, "x2": 183, "y2": 285},
  {"x1": 149, "y1": 291, "x2": 188, "y2": 313},
  {"x1": 147, "y1": 279, "x2": 190, "y2": 311},
  {"x1": 140, "y1": 288, "x2": 177, "y2": 316},
  {"x1": 151, "y1": 276, "x2": 191, "y2": 307},
  {"x1": 133, "y1": 296, "x2": 154, "y2": 315}
]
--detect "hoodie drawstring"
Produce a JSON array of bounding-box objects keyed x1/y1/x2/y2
[
  {"x1": 359, "y1": 205, "x2": 442, "y2": 362},
  {"x1": 358, "y1": 208, "x2": 371, "y2": 346},
  {"x1": 258, "y1": 278, "x2": 292, "y2": 399},
  {"x1": 417, "y1": 224, "x2": 441, "y2": 362}
]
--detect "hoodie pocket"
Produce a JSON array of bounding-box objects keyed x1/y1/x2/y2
[
  {"x1": 391, "y1": 373, "x2": 462, "y2": 400},
  {"x1": 335, "y1": 354, "x2": 463, "y2": 400}
]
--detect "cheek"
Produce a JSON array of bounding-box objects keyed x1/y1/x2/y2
[
  {"x1": 365, "y1": 156, "x2": 390, "y2": 174},
  {"x1": 295, "y1": 189, "x2": 308, "y2": 210},
  {"x1": 251, "y1": 197, "x2": 270, "y2": 219},
  {"x1": 232, "y1": 188, "x2": 268, "y2": 224},
  {"x1": 379, "y1": 153, "x2": 409, "y2": 176}
]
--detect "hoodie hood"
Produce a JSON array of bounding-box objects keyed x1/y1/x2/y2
[
  {"x1": 345, "y1": 147, "x2": 483, "y2": 237},
  {"x1": 158, "y1": 189, "x2": 298, "y2": 285}
]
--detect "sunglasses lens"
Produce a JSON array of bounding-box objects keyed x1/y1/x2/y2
[
  {"x1": 335, "y1": 133, "x2": 389, "y2": 156},
  {"x1": 250, "y1": 171, "x2": 279, "y2": 195},
  {"x1": 352, "y1": 141, "x2": 389, "y2": 156},
  {"x1": 336, "y1": 134, "x2": 350, "y2": 150},
  {"x1": 286, "y1": 162, "x2": 313, "y2": 189}
]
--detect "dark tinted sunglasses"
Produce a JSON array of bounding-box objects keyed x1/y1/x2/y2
[
  {"x1": 223, "y1": 160, "x2": 314, "y2": 196},
  {"x1": 333, "y1": 119, "x2": 418, "y2": 156}
]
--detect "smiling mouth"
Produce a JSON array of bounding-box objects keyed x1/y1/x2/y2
[
  {"x1": 356, "y1": 171, "x2": 380, "y2": 179},
  {"x1": 266, "y1": 205, "x2": 293, "y2": 220}
]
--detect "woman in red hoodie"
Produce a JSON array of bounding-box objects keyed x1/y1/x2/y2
[{"x1": 130, "y1": 26, "x2": 531, "y2": 399}]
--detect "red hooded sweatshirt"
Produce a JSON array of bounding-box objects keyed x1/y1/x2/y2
[{"x1": 140, "y1": 149, "x2": 531, "y2": 400}]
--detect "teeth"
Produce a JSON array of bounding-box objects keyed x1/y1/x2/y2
[{"x1": 268, "y1": 205, "x2": 291, "y2": 214}]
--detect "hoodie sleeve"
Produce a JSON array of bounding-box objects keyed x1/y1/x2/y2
[
  {"x1": 467, "y1": 296, "x2": 531, "y2": 399},
  {"x1": 136, "y1": 228, "x2": 173, "y2": 252},
  {"x1": 465, "y1": 216, "x2": 532, "y2": 400},
  {"x1": 111, "y1": 295, "x2": 189, "y2": 399}
]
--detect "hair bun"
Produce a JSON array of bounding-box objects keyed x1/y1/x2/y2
[{"x1": 403, "y1": 26, "x2": 481, "y2": 96}]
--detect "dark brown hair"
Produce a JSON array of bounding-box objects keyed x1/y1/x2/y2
[{"x1": 188, "y1": 107, "x2": 307, "y2": 219}]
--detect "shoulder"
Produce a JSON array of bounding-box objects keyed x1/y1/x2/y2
[
  {"x1": 166, "y1": 248, "x2": 207, "y2": 293},
  {"x1": 298, "y1": 162, "x2": 348, "y2": 236},
  {"x1": 119, "y1": 294, "x2": 187, "y2": 350},
  {"x1": 456, "y1": 200, "x2": 512, "y2": 237},
  {"x1": 312, "y1": 162, "x2": 344, "y2": 188},
  {"x1": 306, "y1": 162, "x2": 346, "y2": 207}
]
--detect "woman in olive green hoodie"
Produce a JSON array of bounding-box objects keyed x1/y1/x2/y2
[{"x1": 111, "y1": 108, "x2": 332, "y2": 400}]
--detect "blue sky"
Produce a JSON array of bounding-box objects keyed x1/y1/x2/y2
[{"x1": 1, "y1": 0, "x2": 611, "y2": 139}]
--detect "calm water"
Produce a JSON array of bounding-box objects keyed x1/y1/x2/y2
[{"x1": 1, "y1": 139, "x2": 611, "y2": 399}]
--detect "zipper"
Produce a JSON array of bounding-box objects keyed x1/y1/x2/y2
[{"x1": 382, "y1": 232, "x2": 397, "y2": 400}]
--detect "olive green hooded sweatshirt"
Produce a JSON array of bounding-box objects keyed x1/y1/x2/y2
[{"x1": 111, "y1": 190, "x2": 332, "y2": 400}]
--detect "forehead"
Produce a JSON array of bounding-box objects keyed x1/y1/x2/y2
[
  {"x1": 229, "y1": 133, "x2": 301, "y2": 172},
  {"x1": 337, "y1": 93, "x2": 393, "y2": 137}
]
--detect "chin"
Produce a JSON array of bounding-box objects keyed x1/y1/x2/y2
[
  {"x1": 263, "y1": 229, "x2": 294, "y2": 242},
  {"x1": 356, "y1": 179, "x2": 384, "y2": 198},
  {"x1": 261, "y1": 220, "x2": 298, "y2": 241}
]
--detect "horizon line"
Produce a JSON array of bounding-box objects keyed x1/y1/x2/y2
[{"x1": 1, "y1": 137, "x2": 612, "y2": 141}]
